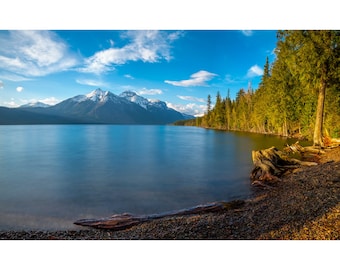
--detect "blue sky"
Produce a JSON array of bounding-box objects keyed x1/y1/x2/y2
[{"x1": 0, "y1": 30, "x2": 277, "y2": 116}]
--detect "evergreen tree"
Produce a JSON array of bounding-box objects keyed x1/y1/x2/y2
[
  {"x1": 207, "y1": 94, "x2": 212, "y2": 113},
  {"x1": 276, "y1": 30, "x2": 340, "y2": 146},
  {"x1": 259, "y1": 56, "x2": 270, "y2": 88},
  {"x1": 213, "y1": 91, "x2": 225, "y2": 128},
  {"x1": 225, "y1": 89, "x2": 232, "y2": 130},
  {"x1": 202, "y1": 94, "x2": 212, "y2": 127}
]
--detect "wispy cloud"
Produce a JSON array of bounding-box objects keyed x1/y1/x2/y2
[
  {"x1": 0, "y1": 72, "x2": 32, "y2": 82},
  {"x1": 241, "y1": 30, "x2": 253, "y2": 37},
  {"x1": 177, "y1": 95, "x2": 205, "y2": 103},
  {"x1": 247, "y1": 65, "x2": 263, "y2": 77},
  {"x1": 79, "y1": 30, "x2": 182, "y2": 74},
  {"x1": 137, "y1": 88, "x2": 163, "y2": 95},
  {"x1": 76, "y1": 78, "x2": 108, "y2": 87},
  {"x1": 124, "y1": 74, "x2": 134, "y2": 79},
  {"x1": 225, "y1": 74, "x2": 244, "y2": 84},
  {"x1": 0, "y1": 31, "x2": 78, "y2": 78},
  {"x1": 165, "y1": 70, "x2": 217, "y2": 87},
  {"x1": 0, "y1": 80, "x2": 3, "y2": 88}
]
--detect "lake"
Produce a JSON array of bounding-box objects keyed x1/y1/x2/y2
[{"x1": 0, "y1": 125, "x2": 293, "y2": 230}]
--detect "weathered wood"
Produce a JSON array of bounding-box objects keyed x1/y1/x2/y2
[
  {"x1": 324, "y1": 137, "x2": 340, "y2": 148},
  {"x1": 250, "y1": 145, "x2": 318, "y2": 185},
  {"x1": 74, "y1": 200, "x2": 245, "y2": 230},
  {"x1": 284, "y1": 141, "x2": 325, "y2": 155}
]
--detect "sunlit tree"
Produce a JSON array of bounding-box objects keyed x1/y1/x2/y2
[{"x1": 276, "y1": 30, "x2": 340, "y2": 146}]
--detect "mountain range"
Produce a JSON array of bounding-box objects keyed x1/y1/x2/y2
[{"x1": 0, "y1": 89, "x2": 193, "y2": 125}]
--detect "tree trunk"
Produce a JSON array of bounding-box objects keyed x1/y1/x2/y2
[
  {"x1": 313, "y1": 80, "x2": 326, "y2": 147},
  {"x1": 283, "y1": 115, "x2": 288, "y2": 137}
]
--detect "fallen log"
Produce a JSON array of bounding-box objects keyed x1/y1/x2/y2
[
  {"x1": 74, "y1": 200, "x2": 245, "y2": 230},
  {"x1": 284, "y1": 141, "x2": 325, "y2": 155},
  {"x1": 250, "y1": 146, "x2": 317, "y2": 185}
]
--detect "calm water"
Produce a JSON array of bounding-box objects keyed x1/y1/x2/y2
[{"x1": 0, "y1": 125, "x2": 292, "y2": 230}]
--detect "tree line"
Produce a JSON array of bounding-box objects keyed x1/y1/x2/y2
[{"x1": 177, "y1": 30, "x2": 340, "y2": 146}]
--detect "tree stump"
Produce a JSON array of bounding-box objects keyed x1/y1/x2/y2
[{"x1": 250, "y1": 146, "x2": 318, "y2": 186}]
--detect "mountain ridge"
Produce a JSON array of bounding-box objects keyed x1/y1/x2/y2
[{"x1": 1, "y1": 88, "x2": 193, "y2": 125}]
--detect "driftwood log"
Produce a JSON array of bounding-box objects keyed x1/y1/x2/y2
[
  {"x1": 250, "y1": 144, "x2": 318, "y2": 186},
  {"x1": 74, "y1": 200, "x2": 245, "y2": 230},
  {"x1": 284, "y1": 141, "x2": 326, "y2": 155}
]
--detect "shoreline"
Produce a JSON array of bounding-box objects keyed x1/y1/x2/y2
[{"x1": 1, "y1": 147, "x2": 339, "y2": 240}]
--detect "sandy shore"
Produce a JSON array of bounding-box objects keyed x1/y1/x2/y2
[{"x1": 1, "y1": 147, "x2": 339, "y2": 240}]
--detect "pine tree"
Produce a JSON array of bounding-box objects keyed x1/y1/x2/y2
[
  {"x1": 277, "y1": 30, "x2": 340, "y2": 146},
  {"x1": 207, "y1": 94, "x2": 211, "y2": 113},
  {"x1": 202, "y1": 94, "x2": 212, "y2": 127},
  {"x1": 213, "y1": 91, "x2": 225, "y2": 128},
  {"x1": 225, "y1": 89, "x2": 232, "y2": 130},
  {"x1": 259, "y1": 56, "x2": 270, "y2": 89}
]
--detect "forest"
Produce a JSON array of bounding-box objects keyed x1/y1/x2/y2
[{"x1": 177, "y1": 30, "x2": 340, "y2": 146}]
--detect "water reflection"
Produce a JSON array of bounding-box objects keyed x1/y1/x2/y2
[{"x1": 0, "y1": 125, "x2": 293, "y2": 230}]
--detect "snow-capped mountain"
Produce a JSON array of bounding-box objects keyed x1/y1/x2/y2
[
  {"x1": 119, "y1": 90, "x2": 190, "y2": 122},
  {"x1": 120, "y1": 91, "x2": 170, "y2": 110},
  {"x1": 0, "y1": 88, "x2": 193, "y2": 125},
  {"x1": 71, "y1": 89, "x2": 125, "y2": 104},
  {"x1": 119, "y1": 90, "x2": 150, "y2": 109},
  {"x1": 48, "y1": 88, "x2": 151, "y2": 124}
]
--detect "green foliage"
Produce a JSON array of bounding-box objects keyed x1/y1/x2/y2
[
  {"x1": 212, "y1": 91, "x2": 225, "y2": 128},
  {"x1": 184, "y1": 30, "x2": 340, "y2": 141},
  {"x1": 173, "y1": 119, "x2": 196, "y2": 126}
]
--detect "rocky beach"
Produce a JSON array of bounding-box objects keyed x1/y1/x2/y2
[{"x1": 1, "y1": 146, "x2": 339, "y2": 240}]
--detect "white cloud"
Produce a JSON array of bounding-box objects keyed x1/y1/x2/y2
[
  {"x1": 177, "y1": 95, "x2": 205, "y2": 103},
  {"x1": 20, "y1": 97, "x2": 60, "y2": 106},
  {"x1": 79, "y1": 30, "x2": 182, "y2": 74},
  {"x1": 225, "y1": 74, "x2": 239, "y2": 84},
  {"x1": 76, "y1": 78, "x2": 108, "y2": 87},
  {"x1": 137, "y1": 88, "x2": 163, "y2": 95},
  {"x1": 3, "y1": 98, "x2": 18, "y2": 108},
  {"x1": 247, "y1": 65, "x2": 263, "y2": 77},
  {"x1": 39, "y1": 97, "x2": 60, "y2": 106},
  {"x1": 0, "y1": 30, "x2": 78, "y2": 78},
  {"x1": 0, "y1": 80, "x2": 3, "y2": 88},
  {"x1": 241, "y1": 30, "x2": 253, "y2": 37},
  {"x1": 166, "y1": 102, "x2": 206, "y2": 117},
  {"x1": 124, "y1": 74, "x2": 134, "y2": 79},
  {"x1": 0, "y1": 72, "x2": 31, "y2": 82},
  {"x1": 16, "y1": 86, "x2": 24, "y2": 92},
  {"x1": 4, "y1": 101, "x2": 18, "y2": 107},
  {"x1": 165, "y1": 70, "x2": 217, "y2": 87}
]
